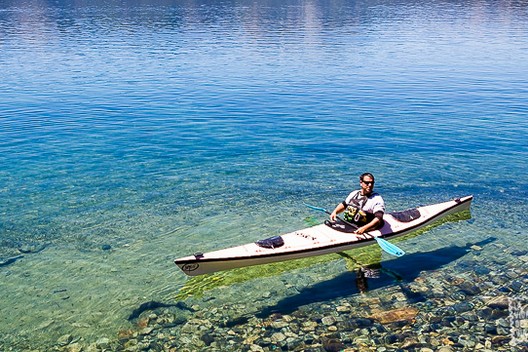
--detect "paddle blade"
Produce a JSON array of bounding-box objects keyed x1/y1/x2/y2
[
  {"x1": 303, "y1": 203, "x2": 330, "y2": 214},
  {"x1": 375, "y1": 237, "x2": 405, "y2": 257}
]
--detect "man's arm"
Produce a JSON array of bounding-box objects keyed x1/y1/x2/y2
[
  {"x1": 330, "y1": 202, "x2": 347, "y2": 221},
  {"x1": 354, "y1": 211, "x2": 383, "y2": 234}
]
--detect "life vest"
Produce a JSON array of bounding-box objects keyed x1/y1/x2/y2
[{"x1": 343, "y1": 193, "x2": 374, "y2": 225}]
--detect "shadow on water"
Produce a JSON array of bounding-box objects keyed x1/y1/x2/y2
[{"x1": 256, "y1": 237, "x2": 496, "y2": 319}]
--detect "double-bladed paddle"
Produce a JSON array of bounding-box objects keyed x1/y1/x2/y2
[{"x1": 303, "y1": 203, "x2": 405, "y2": 257}]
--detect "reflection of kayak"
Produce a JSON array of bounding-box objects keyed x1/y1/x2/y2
[{"x1": 175, "y1": 195, "x2": 473, "y2": 276}]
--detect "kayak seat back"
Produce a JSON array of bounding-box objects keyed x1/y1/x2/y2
[
  {"x1": 390, "y1": 208, "x2": 421, "y2": 223},
  {"x1": 256, "y1": 236, "x2": 285, "y2": 249}
]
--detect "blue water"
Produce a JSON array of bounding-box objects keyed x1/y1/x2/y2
[{"x1": 1, "y1": 0, "x2": 527, "y2": 349}]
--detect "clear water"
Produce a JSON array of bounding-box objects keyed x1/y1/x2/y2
[{"x1": 1, "y1": 0, "x2": 527, "y2": 349}]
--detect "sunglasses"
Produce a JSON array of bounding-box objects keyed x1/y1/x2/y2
[{"x1": 361, "y1": 180, "x2": 374, "y2": 185}]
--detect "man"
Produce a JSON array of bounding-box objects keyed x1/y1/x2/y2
[{"x1": 329, "y1": 173, "x2": 385, "y2": 234}]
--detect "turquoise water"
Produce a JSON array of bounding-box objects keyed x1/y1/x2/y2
[{"x1": 1, "y1": 0, "x2": 527, "y2": 350}]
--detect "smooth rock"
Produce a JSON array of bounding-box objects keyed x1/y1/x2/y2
[
  {"x1": 66, "y1": 342, "x2": 83, "y2": 352},
  {"x1": 271, "y1": 332, "x2": 286, "y2": 343},
  {"x1": 458, "y1": 335, "x2": 476, "y2": 348},
  {"x1": 453, "y1": 302, "x2": 473, "y2": 313},
  {"x1": 401, "y1": 337, "x2": 420, "y2": 349},
  {"x1": 201, "y1": 333, "x2": 214, "y2": 346},
  {"x1": 323, "y1": 338, "x2": 345, "y2": 352},
  {"x1": 96, "y1": 337, "x2": 111, "y2": 349},
  {"x1": 370, "y1": 307, "x2": 419, "y2": 324},
  {"x1": 302, "y1": 321, "x2": 318, "y2": 331},
  {"x1": 250, "y1": 344, "x2": 264, "y2": 352},
  {"x1": 140, "y1": 327, "x2": 154, "y2": 335},
  {"x1": 336, "y1": 305, "x2": 351, "y2": 313},
  {"x1": 437, "y1": 347, "x2": 453, "y2": 352},
  {"x1": 490, "y1": 335, "x2": 510, "y2": 345},
  {"x1": 57, "y1": 334, "x2": 73, "y2": 346},
  {"x1": 322, "y1": 316, "x2": 337, "y2": 326},
  {"x1": 271, "y1": 321, "x2": 289, "y2": 329}
]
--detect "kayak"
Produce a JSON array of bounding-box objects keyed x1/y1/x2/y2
[{"x1": 175, "y1": 195, "x2": 473, "y2": 276}]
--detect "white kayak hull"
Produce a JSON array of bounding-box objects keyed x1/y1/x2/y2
[{"x1": 175, "y1": 196, "x2": 473, "y2": 276}]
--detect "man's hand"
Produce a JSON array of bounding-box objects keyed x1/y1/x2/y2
[{"x1": 354, "y1": 226, "x2": 367, "y2": 234}]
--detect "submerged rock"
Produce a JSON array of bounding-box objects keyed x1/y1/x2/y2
[
  {"x1": 321, "y1": 316, "x2": 336, "y2": 326},
  {"x1": 95, "y1": 337, "x2": 110, "y2": 349},
  {"x1": 57, "y1": 334, "x2": 73, "y2": 346},
  {"x1": 271, "y1": 332, "x2": 286, "y2": 343},
  {"x1": 0, "y1": 255, "x2": 23, "y2": 267},
  {"x1": 485, "y1": 296, "x2": 509, "y2": 309},
  {"x1": 370, "y1": 307, "x2": 419, "y2": 324},
  {"x1": 322, "y1": 338, "x2": 345, "y2": 352}
]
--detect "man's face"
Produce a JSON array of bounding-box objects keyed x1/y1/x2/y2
[{"x1": 360, "y1": 176, "x2": 374, "y2": 195}]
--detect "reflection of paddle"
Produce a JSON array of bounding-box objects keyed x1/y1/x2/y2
[{"x1": 304, "y1": 203, "x2": 405, "y2": 257}]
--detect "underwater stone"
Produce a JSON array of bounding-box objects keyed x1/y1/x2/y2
[
  {"x1": 301, "y1": 321, "x2": 317, "y2": 332},
  {"x1": 453, "y1": 302, "x2": 474, "y2": 314},
  {"x1": 201, "y1": 333, "x2": 214, "y2": 346},
  {"x1": 457, "y1": 335, "x2": 476, "y2": 348},
  {"x1": 101, "y1": 244, "x2": 112, "y2": 251},
  {"x1": 321, "y1": 316, "x2": 336, "y2": 326},
  {"x1": 95, "y1": 337, "x2": 110, "y2": 349},
  {"x1": 370, "y1": 307, "x2": 418, "y2": 324},
  {"x1": 249, "y1": 344, "x2": 265, "y2": 352},
  {"x1": 57, "y1": 334, "x2": 73, "y2": 346},
  {"x1": 0, "y1": 255, "x2": 23, "y2": 267},
  {"x1": 485, "y1": 296, "x2": 509, "y2": 309},
  {"x1": 270, "y1": 321, "x2": 289, "y2": 329},
  {"x1": 490, "y1": 335, "x2": 511, "y2": 346},
  {"x1": 457, "y1": 282, "x2": 481, "y2": 296},
  {"x1": 384, "y1": 334, "x2": 404, "y2": 344},
  {"x1": 322, "y1": 338, "x2": 345, "y2": 352},
  {"x1": 437, "y1": 347, "x2": 454, "y2": 352},
  {"x1": 508, "y1": 279, "x2": 524, "y2": 292},
  {"x1": 271, "y1": 332, "x2": 286, "y2": 343}
]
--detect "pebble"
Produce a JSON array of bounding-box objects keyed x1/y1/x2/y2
[
  {"x1": 437, "y1": 347, "x2": 453, "y2": 352},
  {"x1": 336, "y1": 305, "x2": 351, "y2": 312},
  {"x1": 323, "y1": 338, "x2": 345, "y2": 352},
  {"x1": 95, "y1": 337, "x2": 110, "y2": 349},
  {"x1": 302, "y1": 321, "x2": 318, "y2": 331},
  {"x1": 57, "y1": 334, "x2": 73, "y2": 346},
  {"x1": 270, "y1": 320, "x2": 289, "y2": 329},
  {"x1": 271, "y1": 332, "x2": 286, "y2": 342},
  {"x1": 370, "y1": 307, "x2": 418, "y2": 324},
  {"x1": 66, "y1": 342, "x2": 83, "y2": 352},
  {"x1": 37, "y1": 320, "x2": 54, "y2": 330},
  {"x1": 321, "y1": 316, "x2": 336, "y2": 326}
]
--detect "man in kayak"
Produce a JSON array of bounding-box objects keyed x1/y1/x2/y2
[{"x1": 329, "y1": 172, "x2": 385, "y2": 234}]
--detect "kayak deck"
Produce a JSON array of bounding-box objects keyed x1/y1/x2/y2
[{"x1": 175, "y1": 195, "x2": 472, "y2": 276}]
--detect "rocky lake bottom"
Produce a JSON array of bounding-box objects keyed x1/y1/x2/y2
[{"x1": 38, "y1": 241, "x2": 527, "y2": 352}]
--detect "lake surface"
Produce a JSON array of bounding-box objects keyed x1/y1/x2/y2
[{"x1": 1, "y1": 0, "x2": 527, "y2": 350}]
